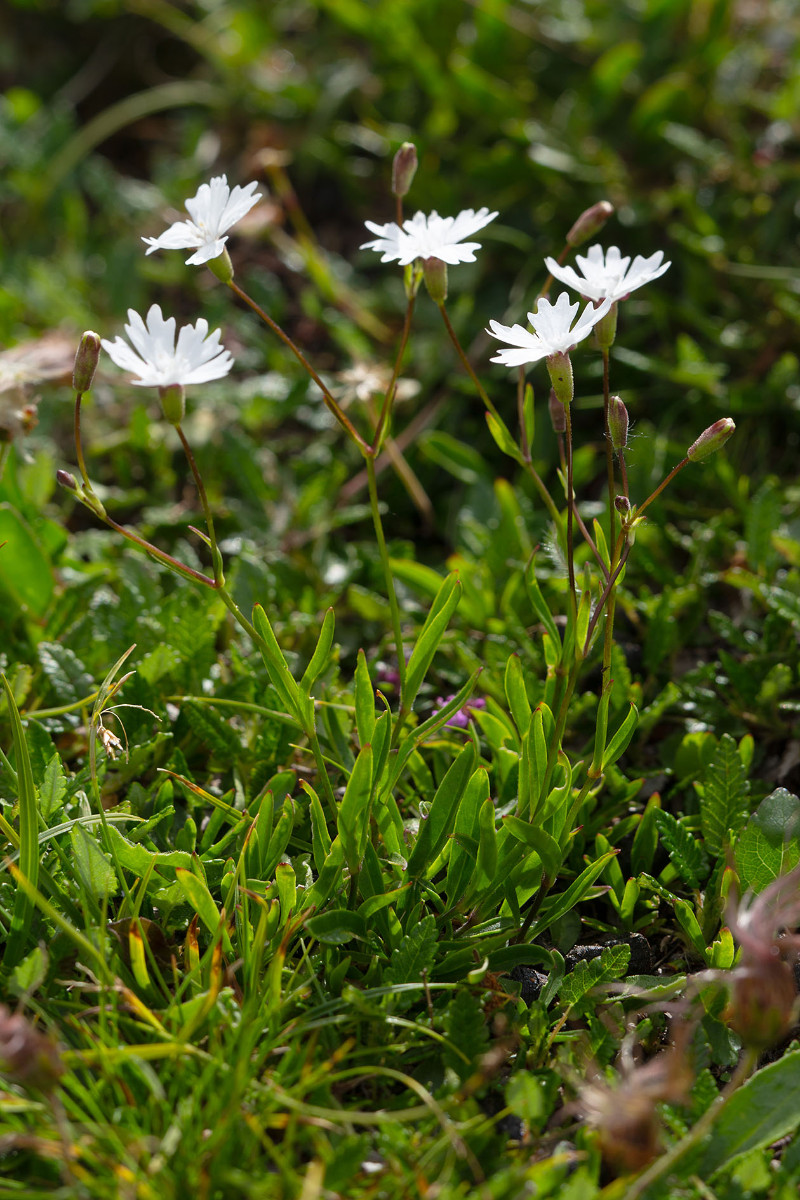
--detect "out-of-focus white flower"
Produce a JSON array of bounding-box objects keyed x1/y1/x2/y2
[
  {"x1": 361, "y1": 208, "x2": 497, "y2": 266},
  {"x1": 544, "y1": 245, "x2": 670, "y2": 304},
  {"x1": 101, "y1": 305, "x2": 233, "y2": 388},
  {"x1": 487, "y1": 292, "x2": 613, "y2": 368},
  {"x1": 142, "y1": 175, "x2": 261, "y2": 266}
]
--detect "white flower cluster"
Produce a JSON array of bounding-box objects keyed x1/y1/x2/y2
[{"x1": 104, "y1": 176, "x2": 260, "y2": 389}]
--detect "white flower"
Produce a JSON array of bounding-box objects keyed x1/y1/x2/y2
[
  {"x1": 142, "y1": 175, "x2": 261, "y2": 266},
  {"x1": 361, "y1": 207, "x2": 497, "y2": 266},
  {"x1": 487, "y1": 292, "x2": 613, "y2": 368},
  {"x1": 101, "y1": 305, "x2": 233, "y2": 387},
  {"x1": 543, "y1": 244, "x2": 670, "y2": 304}
]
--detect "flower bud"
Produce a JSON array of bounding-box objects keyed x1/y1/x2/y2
[
  {"x1": 159, "y1": 383, "x2": 186, "y2": 426},
  {"x1": 73, "y1": 331, "x2": 101, "y2": 393},
  {"x1": 608, "y1": 396, "x2": 629, "y2": 451},
  {"x1": 548, "y1": 388, "x2": 566, "y2": 433},
  {"x1": 0, "y1": 1006, "x2": 62, "y2": 1092},
  {"x1": 687, "y1": 417, "x2": 735, "y2": 462},
  {"x1": 392, "y1": 142, "x2": 418, "y2": 198},
  {"x1": 422, "y1": 256, "x2": 448, "y2": 304},
  {"x1": 207, "y1": 247, "x2": 234, "y2": 284},
  {"x1": 56, "y1": 469, "x2": 78, "y2": 491},
  {"x1": 728, "y1": 958, "x2": 797, "y2": 1050},
  {"x1": 566, "y1": 200, "x2": 614, "y2": 248},
  {"x1": 546, "y1": 351, "x2": 573, "y2": 408},
  {"x1": 614, "y1": 494, "x2": 631, "y2": 514}
]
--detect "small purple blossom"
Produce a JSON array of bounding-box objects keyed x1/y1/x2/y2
[{"x1": 433, "y1": 695, "x2": 487, "y2": 728}]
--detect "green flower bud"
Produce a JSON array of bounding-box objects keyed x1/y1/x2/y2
[
  {"x1": 608, "y1": 395, "x2": 629, "y2": 451},
  {"x1": 566, "y1": 200, "x2": 614, "y2": 248},
  {"x1": 159, "y1": 383, "x2": 186, "y2": 426},
  {"x1": 73, "y1": 331, "x2": 101, "y2": 393},
  {"x1": 546, "y1": 351, "x2": 573, "y2": 408},
  {"x1": 548, "y1": 387, "x2": 566, "y2": 433},
  {"x1": 422, "y1": 256, "x2": 448, "y2": 304},
  {"x1": 687, "y1": 417, "x2": 735, "y2": 462},
  {"x1": 392, "y1": 142, "x2": 418, "y2": 198},
  {"x1": 207, "y1": 247, "x2": 234, "y2": 284}
]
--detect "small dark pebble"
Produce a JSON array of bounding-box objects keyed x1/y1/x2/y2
[{"x1": 511, "y1": 934, "x2": 653, "y2": 1006}]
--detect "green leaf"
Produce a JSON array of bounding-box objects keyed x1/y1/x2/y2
[
  {"x1": 261, "y1": 795, "x2": 295, "y2": 882},
  {"x1": 0, "y1": 503, "x2": 54, "y2": 616},
  {"x1": 445, "y1": 767, "x2": 489, "y2": 907},
  {"x1": 503, "y1": 816, "x2": 561, "y2": 880},
  {"x1": 699, "y1": 1051, "x2": 800, "y2": 1177},
  {"x1": 654, "y1": 809, "x2": 708, "y2": 888},
  {"x1": 8, "y1": 944, "x2": 48, "y2": 997},
  {"x1": 354, "y1": 648, "x2": 375, "y2": 748},
  {"x1": 104, "y1": 825, "x2": 193, "y2": 875},
  {"x1": 504, "y1": 654, "x2": 531, "y2": 740},
  {"x1": 403, "y1": 571, "x2": 462, "y2": 710},
  {"x1": 337, "y1": 744, "x2": 374, "y2": 875},
  {"x1": 524, "y1": 558, "x2": 560, "y2": 647},
  {"x1": 405, "y1": 741, "x2": 476, "y2": 877},
  {"x1": 300, "y1": 607, "x2": 335, "y2": 694},
  {"x1": 36, "y1": 642, "x2": 93, "y2": 705},
  {"x1": 1, "y1": 674, "x2": 40, "y2": 972},
  {"x1": 182, "y1": 701, "x2": 242, "y2": 763},
  {"x1": 386, "y1": 914, "x2": 437, "y2": 987},
  {"x1": 475, "y1": 797, "x2": 498, "y2": 888},
  {"x1": 305, "y1": 909, "x2": 367, "y2": 945},
  {"x1": 699, "y1": 732, "x2": 750, "y2": 856},
  {"x1": 602, "y1": 703, "x2": 639, "y2": 769},
  {"x1": 443, "y1": 990, "x2": 488, "y2": 1081},
  {"x1": 735, "y1": 788, "x2": 800, "y2": 893},
  {"x1": 252, "y1": 604, "x2": 309, "y2": 726},
  {"x1": 175, "y1": 867, "x2": 232, "y2": 954},
  {"x1": 485, "y1": 411, "x2": 524, "y2": 465},
  {"x1": 532, "y1": 851, "x2": 618, "y2": 937},
  {"x1": 39, "y1": 752, "x2": 67, "y2": 822},
  {"x1": 558, "y1": 944, "x2": 630, "y2": 1008},
  {"x1": 70, "y1": 825, "x2": 117, "y2": 901}
]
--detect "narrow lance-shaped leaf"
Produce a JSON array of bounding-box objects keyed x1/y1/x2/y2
[
  {"x1": 300, "y1": 607, "x2": 335, "y2": 696},
  {"x1": 504, "y1": 654, "x2": 531, "y2": 740},
  {"x1": 1, "y1": 674, "x2": 40, "y2": 972},
  {"x1": 405, "y1": 740, "x2": 476, "y2": 877},
  {"x1": 337, "y1": 744, "x2": 374, "y2": 876},
  {"x1": 252, "y1": 604, "x2": 310, "y2": 726},
  {"x1": 602, "y1": 702, "x2": 639, "y2": 770},
  {"x1": 445, "y1": 767, "x2": 489, "y2": 907},
  {"x1": 354, "y1": 648, "x2": 376, "y2": 747},
  {"x1": 403, "y1": 571, "x2": 462, "y2": 710}
]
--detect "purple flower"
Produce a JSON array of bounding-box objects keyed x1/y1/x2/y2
[{"x1": 433, "y1": 694, "x2": 487, "y2": 728}]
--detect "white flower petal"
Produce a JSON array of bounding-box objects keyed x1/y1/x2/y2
[
  {"x1": 362, "y1": 207, "x2": 497, "y2": 266},
  {"x1": 101, "y1": 307, "x2": 233, "y2": 389},
  {"x1": 144, "y1": 174, "x2": 262, "y2": 264},
  {"x1": 487, "y1": 292, "x2": 612, "y2": 368},
  {"x1": 546, "y1": 243, "x2": 670, "y2": 303}
]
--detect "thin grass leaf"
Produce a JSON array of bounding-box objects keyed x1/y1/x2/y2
[{"x1": 1, "y1": 674, "x2": 40, "y2": 972}]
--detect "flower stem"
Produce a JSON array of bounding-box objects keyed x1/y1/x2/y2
[
  {"x1": 372, "y1": 294, "x2": 415, "y2": 453},
  {"x1": 637, "y1": 457, "x2": 690, "y2": 517},
  {"x1": 365, "y1": 453, "x2": 407, "y2": 703},
  {"x1": 602, "y1": 348, "x2": 616, "y2": 551},
  {"x1": 73, "y1": 393, "x2": 93, "y2": 492},
  {"x1": 437, "y1": 301, "x2": 504, "y2": 426},
  {"x1": 176, "y1": 424, "x2": 225, "y2": 586},
  {"x1": 227, "y1": 279, "x2": 369, "y2": 452},
  {"x1": 562, "y1": 401, "x2": 577, "y2": 613}
]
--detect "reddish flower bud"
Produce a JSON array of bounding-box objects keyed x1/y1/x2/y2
[
  {"x1": 548, "y1": 387, "x2": 566, "y2": 433},
  {"x1": 566, "y1": 200, "x2": 614, "y2": 248},
  {"x1": 56, "y1": 469, "x2": 77, "y2": 491},
  {"x1": 687, "y1": 417, "x2": 735, "y2": 462},
  {"x1": 392, "y1": 142, "x2": 418, "y2": 198}
]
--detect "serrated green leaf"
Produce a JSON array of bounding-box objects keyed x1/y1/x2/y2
[
  {"x1": 443, "y1": 990, "x2": 487, "y2": 1080},
  {"x1": 654, "y1": 809, "x2": 708, "y2": 888},
  {"x1": 39, "y1": 753, "x2": 66, "y2": 822},
  {"x1": 182, "y1": 701, "x2": 242, "y2": 763},
  {"x1": 558, "y1": 943, "x2": 630, "y2": 1007},
  {"x1": 386, "y1": 914, "x2": 437, "y2": 988},
  {"x1": 700, "y1": 732, "x2": 750, "y2": 856}
]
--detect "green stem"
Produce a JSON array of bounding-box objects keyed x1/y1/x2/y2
[
  {"x1": 227, "y1": 279, "x2": 368, "y2": 452},
  {"x1": 365, "y1": 454, "x2": 407, "y2": 703},
  {"x1": 372, "y1": 293, "x2": 415, "y2": 453},
  {"x1": 562, "y1": 402, "x2": 577, "y2": 617},
  {"x1": 176, "y1": 424, "x2": 224, "y2": 586},
  {"x1": 602, "y1": 348, "x2": 616, "y2": 550},
  {"x1": 437, "y1": 302, "x2": 504, "y2": 425}
]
